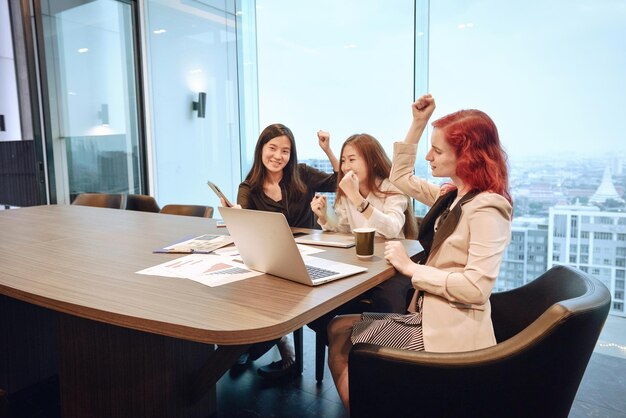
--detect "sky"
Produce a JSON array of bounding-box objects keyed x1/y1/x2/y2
[{"x1": 255, "y1": 0, "x2": 626, "y2": 162}]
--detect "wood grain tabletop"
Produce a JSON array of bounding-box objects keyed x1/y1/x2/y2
[{"x1": 0, "y1": 205, "x2": 422, "y2": 345}]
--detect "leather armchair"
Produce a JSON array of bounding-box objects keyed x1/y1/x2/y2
[{"x1": 348, "y1": 265, "x2": 611, "y2": 418}]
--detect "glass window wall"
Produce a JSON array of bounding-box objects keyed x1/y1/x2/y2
[
  {"x1": 250, "y1": 0, "x2": 625, "y2": 354},
  {"x1": 144, "y1": 0, "x2": 241, "y2": 207},
  {"x1": 254, "y1": 0, "x2": 420, "y2": 184}
]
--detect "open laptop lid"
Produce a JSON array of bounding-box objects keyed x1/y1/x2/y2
[
  {"x1": 218, "y1": 207, "x2": 366, "y2": 286},
  {"x1": 218, "y1": 207, "x2": 313, "y2": 283}
]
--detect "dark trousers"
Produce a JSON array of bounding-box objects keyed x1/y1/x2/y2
[{"x1": 246, "y1": 339, "x2": 281, "y2": 361}]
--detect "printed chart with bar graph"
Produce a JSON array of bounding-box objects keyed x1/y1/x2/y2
[{"x1": 137, "y1": 254, "x2": 261, "y2": 287}]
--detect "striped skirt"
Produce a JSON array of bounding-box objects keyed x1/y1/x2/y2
[{"x1": 350, "y1": 291, "x2": 425, "y2": 351}]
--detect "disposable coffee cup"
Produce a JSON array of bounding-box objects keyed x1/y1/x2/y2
[{"x1": 353, "y1": 227, "x2": 376, "y2": 259}]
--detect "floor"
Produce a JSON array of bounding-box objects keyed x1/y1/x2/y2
[
  {"x1": 3, "y1": 327, "x2": 626, "y2": 418},
  {"x1": 217, "y1": 328, "x2": 348, "y2": 418}
]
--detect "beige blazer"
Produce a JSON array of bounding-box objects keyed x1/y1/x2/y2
[{"x1": 390, "y1": 142, "x2": 512, "y2": 352}]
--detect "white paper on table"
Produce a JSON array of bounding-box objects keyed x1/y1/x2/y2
[
  {"x1": 157, "y1": 234, "x2": 233, "y2": 254},
  {"x1": 213, "y1": 243, "x2": 323, "y2": 258},
  {"x1": 136, "y1": 253, "x2": 261, "y2": 286}
]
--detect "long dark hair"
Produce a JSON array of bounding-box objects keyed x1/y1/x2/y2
[
  {"x1": 245, "y1": 123, "x2": 306, "y2": 199},
  {"x1": 336, "y1": 134, "x2": 417, "y2": 239}
]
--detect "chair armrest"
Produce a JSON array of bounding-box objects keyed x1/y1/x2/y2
[
  {"x1": 348, "y1": 300, "x2": 607, "y2": 418},
  {"x1": 349, "y1": 340, "x2": 551, "y2": 418}
]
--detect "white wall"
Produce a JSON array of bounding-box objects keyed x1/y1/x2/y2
[{"x1": 144, "y1": 0, "x2": 241, "y2": 208}]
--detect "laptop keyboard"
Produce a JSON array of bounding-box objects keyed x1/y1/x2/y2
[{"x1": 305, "y1": 265, "x2": 339, "y2": 279}]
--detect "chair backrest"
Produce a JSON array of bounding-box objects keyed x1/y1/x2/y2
[
  {"x1": 490, "y1": 264, "x2": 602, "y2": 343},
  {"x1": 124, "y1": 194, "x2": 160, "y2": 212},
  {"x1": 159, "y1": 204, "x2": 213, "y2": 218},
  {"x1": 485, "y1": 265, "x2": 611, "y2": 417},
  {"x1": 71, "y1": 193, "x2": 123, "y2": 209},
  {"x1": 348, "y1": 265, "x2": 611, "y2": 418}
]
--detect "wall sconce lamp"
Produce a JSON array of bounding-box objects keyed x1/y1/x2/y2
[
  {"x1": 98, "y1": 104, "x2": 109, "y2": 126},
  {"x1": 0, "y1": 114, "x2": 5, "y2": 132},
  {"x1": 192, "y1": 92, "x2": 206, "y2": 118}
]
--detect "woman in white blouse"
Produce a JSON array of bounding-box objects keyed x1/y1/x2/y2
[
  {"x1": 311, "y1": 133, "x2": 416, "y2": 240},
  {"x1": 306, "y1": 134, "x2": 417, "y2": 349}
]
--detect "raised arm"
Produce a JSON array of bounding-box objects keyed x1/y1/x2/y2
[
  {"x1": 390, "y1": 94, "x2": 441, "y2": 205},
  {"x1": 318, "y1": 130, "x2": 340, "y2": 172},
  {"x1": 403, "y1": 94, "x2": 436, "y2": 145}
]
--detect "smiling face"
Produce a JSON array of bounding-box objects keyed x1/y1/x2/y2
[
  {"x1": 261, "y1": 135, "x2": 291, "y2": 174},
  {"x1": 340, "y1": 144, "x2": 368, "y2": 185},
  {"x1": 425, "y1": 128, "x2": 457, "y2": 179}
]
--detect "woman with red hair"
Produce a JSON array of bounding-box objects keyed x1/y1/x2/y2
[{"x1": 327, "y1": 94, "x2": 513, "y2": 413}]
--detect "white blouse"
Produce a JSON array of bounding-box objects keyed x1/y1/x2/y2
[{"x1": 318, "y1": 178, "x2": 408, "y2": 239}]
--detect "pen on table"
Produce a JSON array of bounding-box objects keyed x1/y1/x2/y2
[{"x1": 164, "y1": 248, "x2": 194, "y2": 254}]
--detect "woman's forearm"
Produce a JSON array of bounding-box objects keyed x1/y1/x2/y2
[
  {"x1": 403, "y1": 119, "x2": 428, "y2": 145},
  {"x1": 324, "y1": 148, "x2": 340, "y2": 172}
]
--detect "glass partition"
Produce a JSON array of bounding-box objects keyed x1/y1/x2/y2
[{"x1": 39, "y1": 0, "x2": 143, "y2": 203}]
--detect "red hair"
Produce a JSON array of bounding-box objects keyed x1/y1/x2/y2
[{"x1": 432, "y1": 110, "x2": 512, "y2": 204}]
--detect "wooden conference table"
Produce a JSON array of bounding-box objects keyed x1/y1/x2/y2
[{"x1": 0, "y1": 205, "x2": 422, "y2": 417}]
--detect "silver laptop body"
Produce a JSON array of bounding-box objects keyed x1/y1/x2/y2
[
  {"x1": 294, "y1": 232, "x2": 355, "y2": 248},
  {"x1": 218, "y1": 207, "x2": 367, "y2": 286}
]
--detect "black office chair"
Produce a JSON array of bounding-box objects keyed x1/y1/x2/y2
[
  {"x1": 347, "y1": 265, "x2": 611, "y2": 418},
  {"x1": 160, "y1": 204, "x2": 214, "y2": 218},
  {"x1": 124, "y1": 194, "x2": 160, "y2": 212},
  {"x1": 71, "y1": 193, "x2": 123, "y2": 209}
]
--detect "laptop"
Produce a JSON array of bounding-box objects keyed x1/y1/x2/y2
[
  {"x1": 294, "y1": 232, "x2": 355, "y2": 248},
  {"x1": 218, "y1": 207, "x2": 367, "y2": 286}
]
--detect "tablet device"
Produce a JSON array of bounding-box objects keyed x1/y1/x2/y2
[{"x1": 207, "y1": 181, "x2": 233, "y2": 207}]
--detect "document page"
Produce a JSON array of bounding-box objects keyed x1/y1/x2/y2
[
  {"x1": 140, "y1": 244, "x2": 323, "y2": 287},
  {"x1": 137, "y1": 253, "x2": 260, "y2": 287}
]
